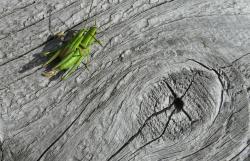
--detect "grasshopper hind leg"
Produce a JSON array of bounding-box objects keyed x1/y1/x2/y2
[
  {"x1": 43, "y1": 50, "x2": 61, "y2": 67},
  {"x1": 42, "y1": 49, "x2": 58, "y2": 57},
  {"x1": 62, "y1": 48, "x2": 90, "y2": 80},
  {"x1": 62, "y1": 56, "x2": 84, "y2": 80}
]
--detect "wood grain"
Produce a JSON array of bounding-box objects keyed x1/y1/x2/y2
[{"x1": 0, "y1": 0, "x2": 249, "y2": 160}]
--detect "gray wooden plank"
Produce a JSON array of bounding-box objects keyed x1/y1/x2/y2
[{"x1": 0, "y1": 0, "x2": 250, "y2": 161}]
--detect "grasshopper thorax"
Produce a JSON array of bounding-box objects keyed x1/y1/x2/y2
[{"x1": 81, "y1": 26, "x2": 98, "y2": 48}]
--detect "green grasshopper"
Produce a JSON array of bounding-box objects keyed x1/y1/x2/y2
[{"x1": 42, "y1": 24, "x2": 103, "y2": 80}]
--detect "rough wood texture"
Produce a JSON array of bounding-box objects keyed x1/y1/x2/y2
[{"x1": 0, "y1": 0, "x2": 250, "y2": 161}]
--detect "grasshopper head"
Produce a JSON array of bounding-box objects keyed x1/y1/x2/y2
[
  {"x1": 90, "y1": 20, "x2": 98, "y2": 34},
  {"x1": 89, "y1": 26, "x2": 97, "y2": 35}
]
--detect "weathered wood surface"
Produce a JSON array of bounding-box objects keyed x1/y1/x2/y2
[{"x1": 0, "y1": 0, "x2": 250, "y2": 160}]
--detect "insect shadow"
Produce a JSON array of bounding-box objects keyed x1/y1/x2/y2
[
  {"x1": 18, "y1": 29, "x2": 78, "y2": 81},
  {"x1": 19, "y1": 0, "x2": 98, "y2": 81},
  {"x1": 18, "y1": 5, "x2": 80, "y2": 81}
]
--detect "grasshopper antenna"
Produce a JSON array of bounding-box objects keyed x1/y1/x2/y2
[
  {"x1": 57, "y1": 17, "x2": 71, "y2": 31},
  {"x1": 47, "y1": 6, "x2": 55, "y2": 36},
  {"x1": 83, "y1": 0, "x2": 94, "y2": 28}
]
